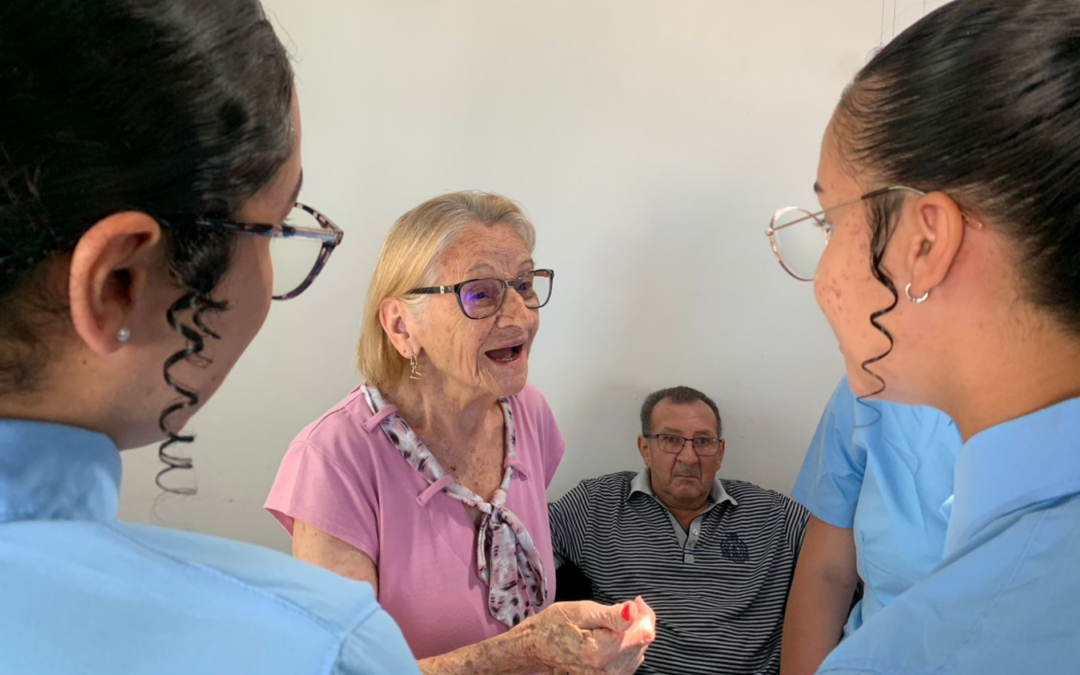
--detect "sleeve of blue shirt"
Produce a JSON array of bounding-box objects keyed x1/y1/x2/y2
[
  {"x1": 791, "y1": 377, "x2": 868, "y2": 529},
  {"x1": 334, "y1": 608, "x2": 422, "y2": 675}
]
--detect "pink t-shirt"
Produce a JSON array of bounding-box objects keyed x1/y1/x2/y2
[{"x1": 265, "y1": 383, "x2": 565, "y2": 659}]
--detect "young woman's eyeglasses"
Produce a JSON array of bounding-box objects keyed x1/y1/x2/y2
[
  {"x1": 766, "y1": 186, "x2": 925, "y2": 281},
  {"x1": 645, "y1": 434, "x2": 724, "y2": 457},
  {"x1": 407, "y1": 269, "x2": 554, "y2": 320},
  {"x1": 171, "y1": 202, "x2": 344, "y2": 300}
]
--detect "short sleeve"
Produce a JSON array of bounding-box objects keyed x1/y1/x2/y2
[
  {"x1": 547, "y1": 481, "x2": 591, "y2": 568},
  {"x1": 791, "y1": 377, "x2": 868, "y2": 529},
  {"x1": 265, "y1": 438, "x2": 382, "y2": 565}
]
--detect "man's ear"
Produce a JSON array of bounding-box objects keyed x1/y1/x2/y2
[
  {"x1": 638, "y1": 435, "x2": 652, "y2": 468},
  {"x1": 68, "y1": 212, "x2": 162, "y2": 354}
]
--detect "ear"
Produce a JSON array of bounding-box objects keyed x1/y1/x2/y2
[
  {"x1": 637, "y1": 435, "x2": 652, "y2": 468},
  {"x1": 716, "y1": 439, "x2": 726, "y2": 467},
  {"x1": 379, "y1": 297, "x2": 420, "y2": 358},
  {"x1": 905, "y1": 192, "x2": 966, "y2": 298},
  {"x1": 68, "y1": 212, "x2": 163, "y2": 355}
]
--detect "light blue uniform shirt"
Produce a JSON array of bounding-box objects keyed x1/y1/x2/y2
[
  {"x1": 0, "y1": 419, "x2": 420, "y2": 675},
  {"x1": 819, "y1": 396, "x2": 1080, "y2": 675},
  {"x1": 793, "y1": 377, "x2": 961, "y2": 635}
]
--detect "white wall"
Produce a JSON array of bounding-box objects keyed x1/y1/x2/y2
[{"x1": 119, "y1": 0, "x2": 952, "y2": 551}]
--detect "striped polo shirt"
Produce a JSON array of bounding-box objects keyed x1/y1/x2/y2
[{"x1": 549, "y1": 470, "x2": 809, "y2": 675}]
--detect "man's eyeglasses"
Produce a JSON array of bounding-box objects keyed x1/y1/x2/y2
[
  {"x1": 407, "y1": 269, "x2": 554, "y2": 320},
  {"x1": 646, "y1": 434, "x2": 724, "y2": 457},
  {"x1": 170, "y1": 202, "x2": 344, "y2": 300},
  {"x1": 766, "y1": 186, "x2": 925, "y2": 281}
]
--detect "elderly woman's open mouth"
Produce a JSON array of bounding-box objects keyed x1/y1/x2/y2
[{"x1": 485, "y1": 343, "x2": 525, "y2": 364}]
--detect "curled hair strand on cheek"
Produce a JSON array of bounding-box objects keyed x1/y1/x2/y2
[
  {"x1": 155, "y1": 291, "x2": 227, "y2": 495},
  {"x1": 858, "y1": 197, "x2": 902, "y2": 407}
]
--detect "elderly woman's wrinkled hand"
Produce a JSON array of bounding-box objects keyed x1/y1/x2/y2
[{"x1": 525, "y1": 597, "x2": 656, "y2": 675}]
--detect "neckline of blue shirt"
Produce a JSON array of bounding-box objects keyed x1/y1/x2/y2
[
  {"x1": 0, "y1": 418, "x2": 121, "y2": 523},
  {"x1": 946, "y1": 395, "x2": 1080, "y2": 553}
]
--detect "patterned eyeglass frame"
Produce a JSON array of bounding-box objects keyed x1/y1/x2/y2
[
  {"x1": 407, "y1": 269, "x2": 555, "y2": 320},
  {"x1": 766, "y1": 185, "x2": 926, "y2": 282},
  {"x1": 162, "y1": 202, "x2": 344, "y2": 300}
]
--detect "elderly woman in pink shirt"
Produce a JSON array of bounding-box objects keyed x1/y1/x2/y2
[{"x1": 266, "y1": 191, "x2": 654, "y2": 675}]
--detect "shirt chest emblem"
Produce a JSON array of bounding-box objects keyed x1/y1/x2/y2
[{"x1": 720, "y1": 532, "x2": 750, "y2": 563}]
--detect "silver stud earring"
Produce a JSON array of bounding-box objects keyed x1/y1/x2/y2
[
  {"x1": 905, "y1": 283, "x2": 930, "y2": 304},
  {"x1": 117, "y1": 327, "x2": 131, "y2": 344},
  {"x1": 409, "y1": 353, "x2": 423, "y2": 380}
]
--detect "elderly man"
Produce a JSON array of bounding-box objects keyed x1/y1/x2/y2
[{"x1": 549, "y1": 386, "x2": 809, "y2": 675}]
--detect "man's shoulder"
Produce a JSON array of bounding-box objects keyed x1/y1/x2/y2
[
  {"x1": 720, "y1": 477, "x2": 778, "y2": 498},
  {"x1": 582, "y1": 470, "x2": 637, "y2": 494},
  {"x1": 722, "y1": 478, "x2": 804, "y2": 511},
  {"x1": 560, "y1": 470, "x2": 637, "y2": 504}
]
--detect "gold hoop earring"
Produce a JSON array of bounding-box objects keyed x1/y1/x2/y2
[{"x1": 410, "y1": 353, "x2": 423, "y2": 380}]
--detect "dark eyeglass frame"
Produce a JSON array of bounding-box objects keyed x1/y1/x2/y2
[
  {"x1": 645, "y1": 433, "x2": 725, "y2": 457},
  {"x1": 407, "y1": 269, "x2": 555, "y2": 320},
  {"x1": 161, "y1": 202, "x2": 344, "y2": 300},
  {"x1": 766, "y1": 185, "x2": 924, "y2": 281}
]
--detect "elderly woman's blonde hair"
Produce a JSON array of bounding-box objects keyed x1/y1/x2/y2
[{"x1": 357, "y1": 191, "x2": 538, "y2": 389}]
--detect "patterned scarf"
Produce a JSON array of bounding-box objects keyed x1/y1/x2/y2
[{"x1": 361, "y1": 384, "x2": 548, "y2": 628}]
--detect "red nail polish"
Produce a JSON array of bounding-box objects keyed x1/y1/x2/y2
[{"x1": 621, "y1": 603, "x2": 632, "y2": 621}]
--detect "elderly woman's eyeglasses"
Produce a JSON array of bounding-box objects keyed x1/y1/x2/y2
[
  {"x1": 408, "y1": 269, "x2": 554, "y2": 320},
  {"x1": 766, "y1": 186, "x2": 925, "y2": 281},
  {"x1": 646, "y1": 434, "x2": 724, "y2": 457},
  {"x1": 173, "y1": 202, "x2": 344, "y2": 300}
]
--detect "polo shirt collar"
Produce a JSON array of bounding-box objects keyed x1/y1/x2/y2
[{"x1": 629, "y1": 469, "x2": 738, "y2": 509}]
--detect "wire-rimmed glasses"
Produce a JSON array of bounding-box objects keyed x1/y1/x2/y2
[
  {"x1": 408, "y1": 269, "x2": 554, "y2": 320},
  {"x1": 766, "y1": 186, "x2": 925, "y2": 281},
  {"x1": 645, "y1": 434, "x2": 724, "y2": 457}
]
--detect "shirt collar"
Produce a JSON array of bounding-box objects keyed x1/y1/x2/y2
[
  {"x1": 946, "y1": 396, "x2": 1080, "y2": 552},
  {"x1": 629, "y1": 469, "x2": 738, "y2": 509},
  {"x1": 0, "y1": 419, "x2": 121, "y2": 523}
]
